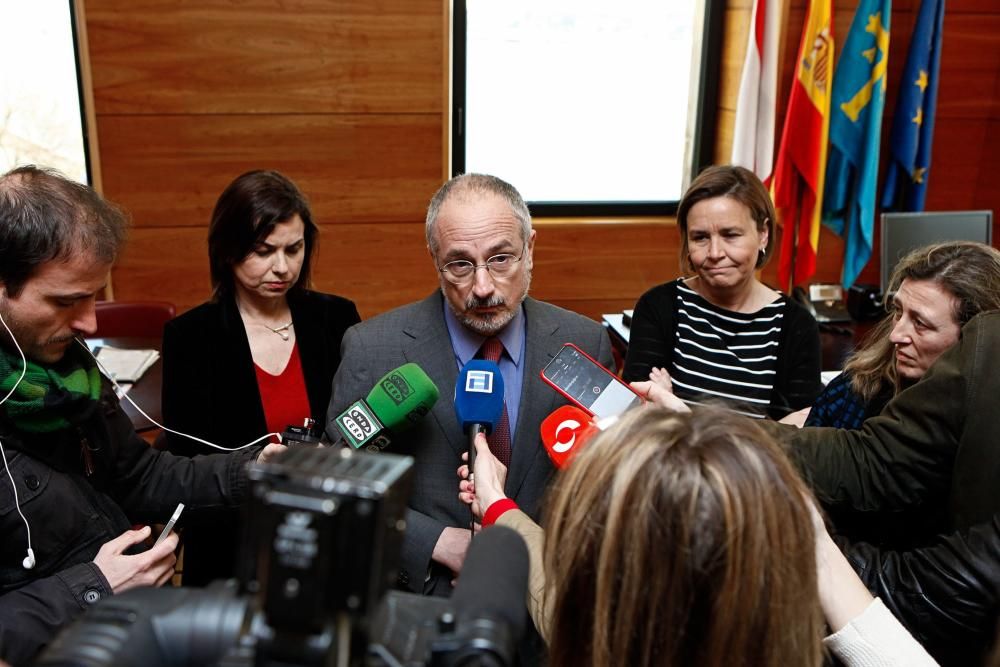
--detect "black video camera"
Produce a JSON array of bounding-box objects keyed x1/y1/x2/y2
[{"x1": 34, "y1": 447, "x2": 528, "y2": 667}]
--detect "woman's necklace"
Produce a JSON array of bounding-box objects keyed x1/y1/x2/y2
[
  {"x1": 260, "y1": 320, "x2": 294, "y2": 341},
  {"x1": 237, "y1": 302, "x2": 294, "y2": 341}
]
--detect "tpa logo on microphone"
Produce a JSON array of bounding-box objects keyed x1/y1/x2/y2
[
  {"x1": 465, "y1": 369, "x2": 495, "y2": 393},
  {"x1": 553, "y1": 419, "x2": 582, "y2": 453}
]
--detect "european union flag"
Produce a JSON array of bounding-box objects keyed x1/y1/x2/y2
[
  {"x1": 822, "y1": 0, "x2": 891, "y2": 289},
  {"x1": 882, "y1": 0, "x2": 945, "y2": 211}
]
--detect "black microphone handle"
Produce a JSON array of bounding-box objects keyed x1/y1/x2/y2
[{"x1": 331, "y1": 428, "x2": 394, "y2": 452}]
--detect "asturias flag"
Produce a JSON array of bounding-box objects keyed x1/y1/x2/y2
[
  {"x1": 771, "y1": 0, "x2": 833, "y2": 290},
  {"x1": 823, "y1": 0, "x2": 891, "y2": 288},
  {"x1": 882, "y1": 0, "x2": 945, "y2": 211}
]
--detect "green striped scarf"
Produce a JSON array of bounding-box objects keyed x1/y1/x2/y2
[{"x1": 0, "y1": 343, "x2": 103, "y2": 433}]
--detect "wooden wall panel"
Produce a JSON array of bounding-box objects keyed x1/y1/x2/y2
[
  {"x1": 89, "y1": 0, "x2": 448, "y2": 320},
  {"x1": 115, "y1": 221, "x2": 681, "y2": 322},
  {"x1": 98, "y1": 113, "x2": 441, "y2": 227},
  {"x1": 718, "y1": 8, "x2": 752, "y2": 116},
  {"x1": 86, "y1": 0, "x2": 442, "y2": 114},
  {"x1": 714, "y1": 108, "x2": 737, "y2": 164},
  {"x1": 114, "y1": 223, "x2": 438, "y2": 318},
  {"x1": 934, "y1": 14, "x2": 1000, "y2": 120},
  {"x1": 530, "y1": 222, "x2": 681, "y2": 319},
  {"x1": 89, "y1": 0, "x2": 1000, "y2": 323}
]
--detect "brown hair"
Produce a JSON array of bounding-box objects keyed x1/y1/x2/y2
[
  {"x1": 0, "y1": 165, "x2": 128, "y2": 296},
  {"x1": 676, "y1": 165, "x2": 776, "y2": 272},
  {"x1": 543, "y1": 407, "x2": 823, "y2": 667},
  {"x1": 845, "y1": 241, "x2": 1000, "y2": 401},
  {"x1": 208, "y1": 170, "x2": 317, "y2": 298}
]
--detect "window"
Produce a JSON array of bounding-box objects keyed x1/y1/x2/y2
[
  {"x1": 0, "y1": 1, "x2": 91, "y2": 184},
  {"x1": 453, "y1": 0, "x2": 722, "y2": 215}
]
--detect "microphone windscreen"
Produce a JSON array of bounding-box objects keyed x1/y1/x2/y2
[
  {"x1": 365, "y1": 363, "x2": 440, "y2": 432},
  {"x1": 540, "y1": 404, "x2": 599, "y2": 469},
  {"x1": 454, "y1": 359, "x2": 505, "y2": 434},
  {"x1": 452, "y1": 525, "x2": 529, "y2": 641}
]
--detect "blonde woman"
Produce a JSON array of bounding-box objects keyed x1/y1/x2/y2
[
  {"x1": 787, "y1": 241, "x2": 1000, "y2": 429},
  {"x1": 459, "y1": 407, "x2": 937, "y2": 666}
]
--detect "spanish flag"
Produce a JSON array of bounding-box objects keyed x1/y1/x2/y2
[{"x1": 771, "y1": 0, "x2": 834, "y2": 290}]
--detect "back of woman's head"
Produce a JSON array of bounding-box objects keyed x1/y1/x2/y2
[
  {"x1": 543, "y1": 406, "x2": 822, "y2": 667},
  {"x1": 846, "y1": 241, "x2": 1000, "y2": 399}
]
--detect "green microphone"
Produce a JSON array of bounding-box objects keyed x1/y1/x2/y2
[{"x1": 331, "y1": 363, "x2": 440, "y2": 451}]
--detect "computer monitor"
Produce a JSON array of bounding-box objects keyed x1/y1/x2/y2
[{"x1": 880, "y1": 210, "x2": 994, "y2": 293}]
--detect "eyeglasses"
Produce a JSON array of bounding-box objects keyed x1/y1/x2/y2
[{"x1": 438, "y1": 251, "x2": 524, "y2": 285}]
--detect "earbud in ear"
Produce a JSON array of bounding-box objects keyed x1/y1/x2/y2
[{"x1": 23, "y1": 548, "x2": 35, "y2": 569}]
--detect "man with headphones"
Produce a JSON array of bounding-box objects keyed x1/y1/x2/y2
[{"x1": 0, "y1": 166, "x2": 286, "y2": 664}]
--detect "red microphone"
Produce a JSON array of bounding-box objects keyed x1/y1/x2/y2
[{"x1": 540, "y1": 405, "x2": 600, "y2": 469}]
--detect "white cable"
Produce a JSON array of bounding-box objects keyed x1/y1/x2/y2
[
  {"x1": 75, "y1": 338, "x2": 282, "y2": 451},
  {"x1": 0, "y1": 309, "x2": 34, "y2": 568},
  {"x1": 0, "y1": 314, "x2": 282, "y2": 572}
]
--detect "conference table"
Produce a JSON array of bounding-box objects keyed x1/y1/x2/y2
[{"x1": 87, "y1": 336, "x2": 163, "y2": 435}]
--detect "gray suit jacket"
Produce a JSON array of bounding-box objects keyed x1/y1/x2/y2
[{"x1": 327, "y1": 291, "x2": 613, "y2": 595}]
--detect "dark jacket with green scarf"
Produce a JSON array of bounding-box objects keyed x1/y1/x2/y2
[
  {"x1": 764, "y1": 311, "x2": 1000, "y2": 666},
  {"x1": 0, "y1": 373, "x2": 257, "y2": 665}
]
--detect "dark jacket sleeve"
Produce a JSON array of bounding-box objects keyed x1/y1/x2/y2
[
  {"x1": 768, "y1": 300, "x2": 822, "y2": 418},
  {"x1": 595, "y1": 322, "x2": 615, "y2": 374},
  {"x1": 0, "y1": 562, "x2": 111, "y2": 665},
  {"x1": 623, "y1": 282, "x2": 676, "y2": 383},
  {"x1": 107, "y1": 398, "x2": 258, "y2": 521},
  {"x1": 326, "y1": 324, "x2": 448, "y2": 594},
  {"x1": 763, "y1": 315, "x2": 970, "y2": 513},
  {"x1": 842, "y1": 515, "x2": 1000, "y2": 665},
  {"x1": 161, "y1": 314, "x2": 217, "y2": 457},
  {"x1": 293, "y1": 291, "x2": 361, "y2": 425}
]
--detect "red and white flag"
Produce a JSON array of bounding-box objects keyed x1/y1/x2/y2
[{"x1": 731, "y1": 0, "x2": 784, "y2": 182}]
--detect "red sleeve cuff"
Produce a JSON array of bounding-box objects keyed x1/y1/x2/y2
[{"x1": 482, "y1": 498, "x2": 519, "y2": 527}]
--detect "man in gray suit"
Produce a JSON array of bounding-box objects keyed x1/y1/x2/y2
[{"x1": 327, "y1": 173, "x2": 612, "y2": 595}]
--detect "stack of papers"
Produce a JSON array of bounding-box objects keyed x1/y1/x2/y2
[{"x1": 95, "y1": 346, "x2": 160, "y2": 383}]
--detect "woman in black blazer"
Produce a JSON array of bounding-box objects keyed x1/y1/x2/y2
[{"x1": 161, "y1": 170, "x2": 360, "y2": 585}]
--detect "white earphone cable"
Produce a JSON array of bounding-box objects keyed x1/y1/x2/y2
[
  {"x1": 0, "y1": 316, "x2": 284, "y2": 572},
  {"x1": 75, "y1": 338, "x2": 281, "y2": 451},
  {"x1": 0, "y1": 309, "x2": 33, "y2": 567}
]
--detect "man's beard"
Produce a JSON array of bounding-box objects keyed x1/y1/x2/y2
[
  {"x1": 0, "y1": 297, "x2": 24, "y2": 355},
  {"x1": 454, "y1": 278, "x2": 530, "y2": 336},
  {"x1": 459, "y1": 295, "x2": 512, "y2": 335},
  {"x1": 0, "y1": 298, "x2": 74, "y2": 364}
]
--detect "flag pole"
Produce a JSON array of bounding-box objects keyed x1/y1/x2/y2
[{"x1": 789, "y1": 174, "x2": 803, "y2": 294}]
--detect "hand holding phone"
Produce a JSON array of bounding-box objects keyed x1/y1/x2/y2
[
  {"x1": 540, "y1": 343, "x2": 644, "y2": 419},
  {"x1": 154, "y1": 503, "x2": 184, "y2": 547}
]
